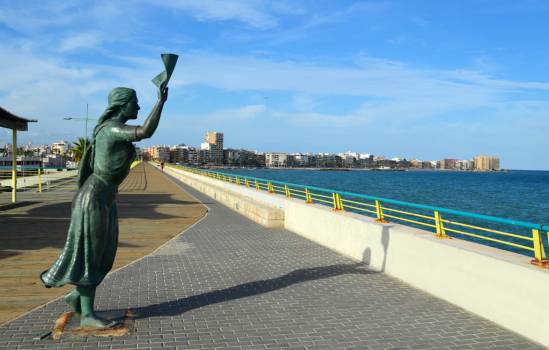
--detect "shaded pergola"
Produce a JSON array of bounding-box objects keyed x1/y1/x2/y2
[{"x1": 0, "y1": 106, "x2": 37, "y2": 203}]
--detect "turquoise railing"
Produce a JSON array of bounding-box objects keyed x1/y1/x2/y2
[{"x1": 169, "y1": 164, "x2": 549, "y2": 268}]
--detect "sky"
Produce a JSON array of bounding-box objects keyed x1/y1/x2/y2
[{"x1": 1, "y1": 0, "x2": 549, "y2": 170}]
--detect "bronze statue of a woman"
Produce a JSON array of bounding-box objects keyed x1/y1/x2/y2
[{"x1": 40, "y1": 85, "x2": 168, "y2": 329}]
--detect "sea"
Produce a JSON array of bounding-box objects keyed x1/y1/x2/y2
[{"x1": 217, "y1": 168, "x2": 549, "y2": 256}]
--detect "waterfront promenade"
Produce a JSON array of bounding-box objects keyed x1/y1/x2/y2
[
  {"x1": 0, "y1": 163, "x2": 207, "y2": 324},
  {"x1": 0, "y1": 164, "x2": 542, "y2": 349}
]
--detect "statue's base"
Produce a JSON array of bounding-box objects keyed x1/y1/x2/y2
[{"x1": 51, "y1": 310, "x2": 135, "y2": 340}]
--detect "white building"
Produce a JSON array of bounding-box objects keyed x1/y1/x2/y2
[
  {"x1": 52, "y1": 141, "x2": 70, "y2": 155},
  {"x1": 456, "y1": 159, "x2": 474, "y2": 170},
  {"x1": 292, "y1": 153, "x2": 313, "y2": 166},
  {"x1": 265, "y1": 152, "x2": 288, "y2": 167},
  {"x1": 339, "y1": 151, "x2": 357, "y2": 167}
]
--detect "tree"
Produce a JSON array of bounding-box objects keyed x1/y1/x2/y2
[{"x1": 72, "y1": 137, "x2": 91, "y2": 162}]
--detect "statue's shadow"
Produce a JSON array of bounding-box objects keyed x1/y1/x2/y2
[{"x1": 123, "y1": 263, "x2": 375, "y2": 319}]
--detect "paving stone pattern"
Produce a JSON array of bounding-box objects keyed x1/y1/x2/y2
[{"x1": 0, "y1": 171, "x2": 542, "y2": 350}]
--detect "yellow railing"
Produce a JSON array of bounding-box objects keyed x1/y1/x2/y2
[
  {"x1": 168, "y1": 164, "x2": 549, "y2": 268},
  {"x1": 0, "y1": 168, "x2": 78, "y2": 194}
]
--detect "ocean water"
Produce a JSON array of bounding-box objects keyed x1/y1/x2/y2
[{"x1": 218, "y1": 168, "x2": 549, "y2": 255}]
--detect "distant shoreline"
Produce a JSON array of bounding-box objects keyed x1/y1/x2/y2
[{"x1": 204, "y1": 166, "x2": 511, "y2": 173}]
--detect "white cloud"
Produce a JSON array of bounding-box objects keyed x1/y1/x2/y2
[
  {"x1": 59, "y1": 32, "x2": 104, "y2": 52},
  {"x1": 172, "y1": 52, "x2": 549, "y2": 123},
  {"x1": 153, "y1": 0, "x2": 279, "y2": 29},
  {"x1": 3, "y1": 43, "x2": 549, "y2": 137},
  {"x1": 0, "y1": 43, "x2": 164, "y2": 145},
  {"x1": 206, "y1": 104, "x2": 268, "y2": 121},
  {"x1": 0, "y1": 2, "x2": 80, "y2": 33},
  {"x1": 0, "y1": 1, "x2": 137, "y2": 53}
]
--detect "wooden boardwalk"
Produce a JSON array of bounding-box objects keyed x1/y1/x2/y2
[{"x1": 0, "y1": 163, "x2": 207, "y2": 325}]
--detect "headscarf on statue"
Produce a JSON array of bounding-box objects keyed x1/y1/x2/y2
[{"x1": 78, "y1": 87, "x2": 137, "y2": 188}]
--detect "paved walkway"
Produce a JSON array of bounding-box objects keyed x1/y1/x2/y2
[{"x1": 0, "y1": 169, "x2": 542, "y2": 349}]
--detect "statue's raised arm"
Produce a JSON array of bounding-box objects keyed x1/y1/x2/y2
[{"x1": 136, "y1": 86, "x2": 168, "y2": 140}]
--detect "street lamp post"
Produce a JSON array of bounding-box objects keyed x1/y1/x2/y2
[{"x1": 64, "y1": 104, "x2": 98, "y2": 155}]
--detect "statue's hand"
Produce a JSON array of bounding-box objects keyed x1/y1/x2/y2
[{"x1": 158, "y1": 85, "x2": 169, "y2": 103}]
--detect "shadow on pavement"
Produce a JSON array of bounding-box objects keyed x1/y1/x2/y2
[
  {"x1": 129, "y1": 263, "x2": 376, "y2": 319},
  {"x1": 0, "y1": 192, "x2": 195, "y2": 259},
  {"x1": 0, "y1": 201, "x2": 40, "y2": 212}
]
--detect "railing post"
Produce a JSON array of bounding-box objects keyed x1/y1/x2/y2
[
  {"x1": 332, "y1": 193, "x2": 343, "y2": 211},
  {"x1": 255, "y1": 179, "x2": 260, "y2": 190},
  {"x1": 245, "y1": 179, "x2": 250, "y2": 187},
  {"x1": 531, "y1": 229, "x2": 548, "y2": 267},
  {"x1": 268, "y1": 182, "x2": 274, "y2": 193},
  {"x1": 284, "y1": 184, "x2": 291, "y2": 198},
  {"x1": 375, "y1": 200, "x2": 388, "y2": 223},
  {"x1": 434, "y1": 211, "x2": 450, "y2": 239},
  {"x1": 305, "y1": 188, "x2": 312, "y2": 203},
  {"x1": 236, "y1": 177, "x2": 240, "y2": 185},
  {"x1": 38, "y1": 168, "x2": 42, "y2": 193},
  {"x1": 338, "y1": 193, "x2": 344, "y2": 210},
  {"x1": 11, "y1": 129, "x2": 17, "y2": 203}
]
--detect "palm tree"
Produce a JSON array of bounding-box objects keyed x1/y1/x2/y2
[{"x1": 72, "y1": 137, "x2": 91, "y2": 162}]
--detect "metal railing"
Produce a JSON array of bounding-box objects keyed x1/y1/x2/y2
[
  {"x1": 0, "y1": 162, "x2": 141, "y2": 202},
  {"x1": 0, "y1": 167, "x2": 78, "y2": 194},
  {"x1": 168, "y1": 164, "x2": 549, "y2": 268}
]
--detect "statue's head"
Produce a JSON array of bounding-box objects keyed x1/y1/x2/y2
[{"x1": 107, "y1": 87, "x2": 140, "y2": 120}]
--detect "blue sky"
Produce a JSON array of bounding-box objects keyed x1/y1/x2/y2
[{"x1": 1, "y1": 0, "x2": 549, "y2": 169}]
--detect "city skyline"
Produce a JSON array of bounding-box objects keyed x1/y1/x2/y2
[
  {"x1": 1, "y1": 1, "x2": 549, "y2": 169},
  {"x1": 142, "y1": 143, "x2": 500, "y2": 171},
  {"x1": 2, "y1": 138, "x2": 497, "y2": 170}
]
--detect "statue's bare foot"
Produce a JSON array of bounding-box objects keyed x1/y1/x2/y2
[
  {"x1": 64, "y1": 290, "x2": 81, "y2": 314},
  {"x1": 80, "y1": 314, "x2": 119, "y2": 329}
]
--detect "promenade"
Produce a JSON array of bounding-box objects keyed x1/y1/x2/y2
[
  {"x1": 0, "y1": 163, "x2": 206, "y2": 324},
  {"x1": 0, "y1": 164, "x2": 542, "y2": 349}
]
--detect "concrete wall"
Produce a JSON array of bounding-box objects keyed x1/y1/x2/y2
[
  {"x1": 165, "y1": 166, "x2": 284, "y2": 228},
  {"x1": 165, "y1": 165, "x2": 549, "y2": 347}
]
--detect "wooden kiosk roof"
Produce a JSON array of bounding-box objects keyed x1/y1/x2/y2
[{"x1": 0, "y1": 106, "x2": 37, "y2": 131}]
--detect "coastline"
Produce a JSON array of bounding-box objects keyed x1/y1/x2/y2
[{"x1": 203, "y1": 166, "x2": 510, "y2": 173}]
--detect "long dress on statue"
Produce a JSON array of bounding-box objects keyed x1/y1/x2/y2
[{"x1": 40, "y1": 120, "x2": 140, "y2": 288}]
